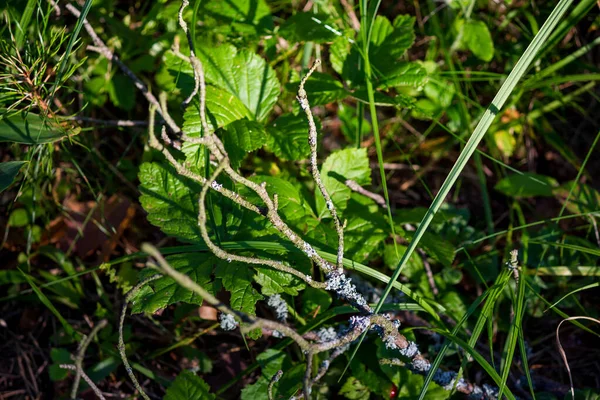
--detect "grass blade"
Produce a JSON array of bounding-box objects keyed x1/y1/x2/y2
[{"x1": 374, "y1": 0, "x2": 575, "y2": 315}]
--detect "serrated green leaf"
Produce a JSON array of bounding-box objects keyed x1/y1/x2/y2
[
  {"x1": 215, "y1": 261, "x2": 263, "y2": 316},
  {"x1": 196, "y1": 44, "x2": 280, "y2": 121},
  {"x1": 462, "y1": 19, "x2": 495, "y2": 62},
  {"x1": 376, "y1": 62, "x2": 427, "y2": 89},
  {"x1": 130, "y1": 253, "x2": 217, "y2": 314},
  {"x1": 316, "y1": 148, "x2": 371, "y2": 218},
  {"x1": 0, "y1": 161, "x2": 27, "y2": 192},
  {"x1": 181, "y1": 86, "x2": 252, "y2": 171},
  {"x1": 286, "y1": 71, "x2": 347, "y2": 106},
  {"x1": 344, "y1": 194, "x2": 387, "y2": 263},
  {"x1": 330, "y1": 31, "x2": 354, "y2": 76},
  {"x1": 138, "y1": 162, "x2": 201, "y2": 242},
  {"x1": 495, "y1": 173, "x2": 557, "y2": 198},
  {"x1": 414, "y1": 231, "x2": 456, "y2": 268},
  {"x1": 279, "y1": 13, "x2": 340, "y2": 43},
  {"x1": 164, "y1": 370, "x2": 215, "y2": 400},
  {"x1": 218, "y1": 118, "x2": 267, "y2": 169},
  {"x1": 371, "y1": 15, "x2": 416, "y2": 74},
  {"x1": 199, "y1": 0, "x2": 273, "y2": 36},
  {"x1": 0, "y1": 113, "x2": 74, "y2": 144},
  {"x1": 241, "y1": 349, "x2": 288, "y2": 400},
  {"x1": 267, "y1": 113, "x2": 316, "y2": 161},
  {"x1": 339, "y1": 376, "x2": 370, "y2": 400},
  {"x1": 254, "y1": 266, "x2": 305, "y2": 296}
]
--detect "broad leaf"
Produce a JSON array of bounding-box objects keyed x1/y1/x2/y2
[
  {"x1": 241, "y1": 349, "x2": 288, "y2": 400},
  {"x1": 371, "y1": 15, "x2": 416, "y2": 76},
  {"x1": 316, "y1": 148, "x2": 371, "y2": 218},
  {"x1": 218, "y1": 118, "x2": 267, "y2": 169},
  {"x1": 339, "y1": 376, "x2": 370, "y2": 399},
  {"x1": 267, "y1": 113, "x2": 317, "y2": 161},
  {"x1": 376, "y1": 62, "x2": 427, "y2": 89},
  {"x1": 181, "y1": 86, "x2": 252, "y2": 171},
  {"x1": 301, "y1": 286, "x2": 332, "y2": 315},
  {"x1": 279, "y1": 13, "x2": 340, "y2": 43},
  {"x1": 164, "y1": 370, "x2": 215, "y2": 400},
  {"x1": 130, "y1": 253, "x2": 218, "y2": 314},
  {"x1": 215, "y1": 261, "x2": 263, "y2": 316},
  {"x1": 199, "y1": 0, "x2": 273, "y2": 37},
  {"x1": 254, "y1": 266, "x2": 305, "y2": 296},
  {"x1": 0, "y1": 113, "x2": 74, "y2": 144},
  {"x1": 286, "y1": 72, "x2": 347, "y2": 106},
  {"x1": 138, "y1": 162, "x2": 200, "y2": 242},
  {"x1": 0, "y1": 161, "x2": 27, "y2": 192},
  {"x1": 196, "y1": 44, "x2": 280, "y2": 121},
  {"x1": 495, "y1": 173, "x2": 557, "y2": 198},
  {"x1": 462, "y1": 19, "x2": 495, "y2": 62},
  {"x1": 344, "y1": 194, "x2": 387, "y2": 263}
]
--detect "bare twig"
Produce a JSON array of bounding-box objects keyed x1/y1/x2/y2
[
  {"x1": 64, "y1": 3, "x2": 181, "y2": 135},
  {"x1": 117, "y1": 275, "x2": 161, "y2": 400},
  {"x1": 60, "y1": 364, "x2": 107, "y2": 400},
  {"x1": 70, "y1": 320, "x2": 108, "y2": 399},
  {"x1": 345, "y1": 179, "x2": 387, "y2": 208}
]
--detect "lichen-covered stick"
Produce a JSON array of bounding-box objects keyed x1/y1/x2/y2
[{"x1": 298, "y1": 59, "x2": 346, "y2": 273}]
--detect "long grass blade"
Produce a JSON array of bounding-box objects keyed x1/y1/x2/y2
[{"x1": 373, "y1": 0, "x2": 574, "y2": 314}]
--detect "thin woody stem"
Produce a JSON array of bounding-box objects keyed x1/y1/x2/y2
[
  {"x1": 70, "y1": 320, "x2": 108, "y2": 399},
  {"x1": 64, "y1": 3, "x2": 181, "y2": 135},
  {"x1": 298, "y1": 59, "x2": 345, "y2": 272}
]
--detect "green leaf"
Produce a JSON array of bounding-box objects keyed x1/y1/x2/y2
[
  {"x1": 495, "y1": 173, "x2": 558, "y2": 198},
  {"x1": 218, "y1": 118, "x2": 267, "y2": 169},
  {"x1": 130, "y1": 253, "x2": 218, "y2": 314},
  {"x1": 279, "y1": 13, "x2": 340, "y2": 43},
  {"x1": 339, "y1": 376, "x2": 370, "y2": 400},
  {"x1": 266, "y1": 113, "x2": 316, "y2": 161},
  {"x1": 412, "y1": 231, "x2": 456, "y2": 268},
  {"x1": 196, "y1": 44, "x2": 280, "y2": 121},
  {"x1": 0, "y1": 161, "x2": 27, "y2": 192},
  {"x1": 384, "y1": 244, "x2": 423, "y2": 278},
  {"x1": 107, "y1": 74, "x2": 135, "y2": 111},
  {"x1": 181, "y1": 86, "x2": 252, "y2": 171},
  {"x1": 344, "y1": 194, "x2": 387, "y2": 263},
  {"x1": 254, "y1": 266, "x2": 305, "y2": 296},
  {"x1": 371, "y1": 15, "x2": 416, "y2": 75},
  {"x1": 215, "y1": 261, "x2": 263, "y2": 316},
  {"x1": 199, "y1": 0, "x2": 273, "y2": 36},
  {"x1": 49, "y1": 348, "x2": 72, "y2": 381},
  {"x1": 138, "y1": 162, "x2": 201, "y2": 242},
  {"x1": 286, "y1": 72, "x2": 347, "y2": 106},
  {"x1": 462, "y1": 19, "x2": 495, "y2": 62},
  {"x1": 376, "y1": 62, "x2": 427, "y2": 89},
  {"x1": 0, "y1": 113, "x2": 74, "y2": 144},
  {"x1": 241, "y1": 349, "x2": 288, "y2": 400},
  {"x1": 301, "y1": 286, "x2": 332, "y2": 315},
  {"x1": 316, "y1": 148, "x2": 371, "y2": 218},
  {"x1": 244, "y1": 175, "x2": 317, "y2": 226},
  {"x1": 164, "y1": 370, "x2": 215, "y2": 400}
]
